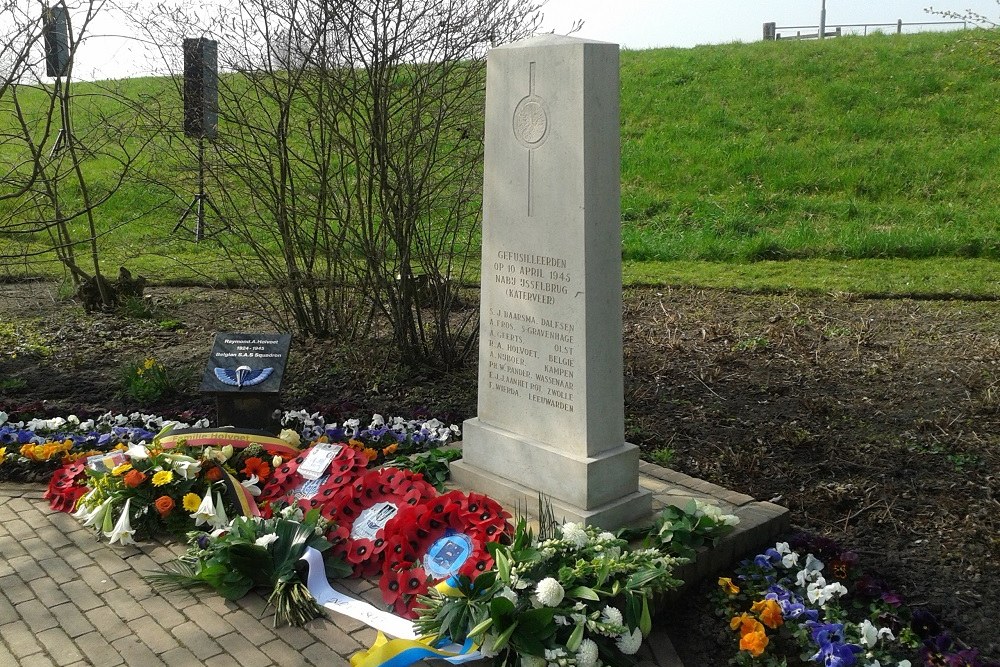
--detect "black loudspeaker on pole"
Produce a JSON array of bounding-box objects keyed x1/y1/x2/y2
[
  {"x1": 43, "y1": 4, "x2": 70, "y2": 78},
  {"x1": 183, "y1": 38, "x2": 219, "y2": 140}
]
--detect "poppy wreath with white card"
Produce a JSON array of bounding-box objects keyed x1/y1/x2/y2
[
  {"x1": 321, "y1": 467, "x2": 438, "y2": 578},
  {"x1": 258, "y1": 442, "x2": 369, "y2": 514}
]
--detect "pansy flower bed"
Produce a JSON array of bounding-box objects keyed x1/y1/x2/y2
[{"x1": 716, "y1": 534, "x2": 999, "y2": 667}]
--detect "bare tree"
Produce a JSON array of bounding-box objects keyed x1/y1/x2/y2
[
  {"x1": 0, "y1": 0, "x2": 153, "y2": 309},
  {"x1": 133, "y1": 0, "x2": 545, "y2": 366}
]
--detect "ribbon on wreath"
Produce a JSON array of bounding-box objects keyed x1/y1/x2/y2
[{"x1": 298, "y1": 548, "x2": 480, "y2": 666}]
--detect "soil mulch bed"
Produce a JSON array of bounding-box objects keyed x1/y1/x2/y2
[{"x1": 2, "y1": 281, "x2": 997, "y2": 663}]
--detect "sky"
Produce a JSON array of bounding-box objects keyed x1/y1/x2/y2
[{"x1": 21, "y1": 0, "x2": 1000, "y2": 81}]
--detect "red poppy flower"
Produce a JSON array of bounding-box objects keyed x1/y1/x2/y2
[{"x1": 379, "y1": 568, "x2": 404, "y2": 605}]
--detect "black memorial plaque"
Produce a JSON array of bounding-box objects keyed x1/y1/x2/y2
[{"x1": 200, "y1": 332, "x2": 292, "y2": 433}]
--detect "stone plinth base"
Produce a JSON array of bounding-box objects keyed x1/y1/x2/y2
[{"x1": 452, "y1": 418, "x2": 652, "y2": 529}]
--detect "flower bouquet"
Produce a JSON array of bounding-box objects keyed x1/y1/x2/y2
[
  {"x1": 147, "y1": 505, "x2": 347, "y2": 627},
  {"x1": 413, "y1": 520, "x2": 682, "y2": 667}
]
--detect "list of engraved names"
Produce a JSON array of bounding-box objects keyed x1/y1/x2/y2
[{"x1": 487, "y1": 250, "x2": 576, "y2": 413}]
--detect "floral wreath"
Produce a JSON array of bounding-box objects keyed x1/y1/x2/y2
[
  {"x1": 258, "y1": 443, "x2": 370, "y2": 514},
  {"x1": 379, "y1": 490, "x2": 511, "y2": 618},
  {"x1": 322, "y1": 467, "x2": 438, "y2": 579},
  {"x1": 43, "y1": 460, "x2": 89, "y2": 512}
]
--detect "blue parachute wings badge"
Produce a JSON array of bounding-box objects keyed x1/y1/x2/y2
[{"x1": 214, "y1": 365, "x2": 273, "y2": 388}]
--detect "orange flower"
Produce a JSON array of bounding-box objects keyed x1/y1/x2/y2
[
  {"x1": 362, "y1": 448, "x2": 378, "y2": 461},
  {"x1": 242, "y1": 457, "x2": 271, "y2": 481},
  {"x1": 154, "y1": 495, "x2": 175, "y2": 517},
  {"x1": 751, "y1": 599, "x2": 783, "y2": 629},
  {"x1": 205, "y1": 465, "x2": 223, "y2": 482},
  {"x1": 382, "y1": 444, "x2": 399, "y2": 457},
  {"x1": 348, "y1": 439, "x2": 364, "y2": 450},
  {"x1": 123, "y1": 469, "x2": 147, "y2": 488},
  {"x1": 718, "y1": 577, "x2": 740, "y2": 596},
  {"x1": 739, "y1": 629, "x2": 769, "y2": 657},
  {"x1": 730, "y1": 613, "x2": 763, "y2": 637}
]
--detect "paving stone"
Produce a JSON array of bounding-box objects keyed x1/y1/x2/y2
[
  {"x1": 84, "y1": 607, "x2": 132, "y2": 642},
  {"x1": 60, "y1": 547, "x2": 96, "y2": 570},
  {"x1": 127, "y1": 615, "x2": 181, "y2": 653},
  {"x1": 74, "y1": 631, "x2": 125, "y2": 666},
  {"x1": 101, "y1": 587, "x2": 149, "y2": 621},
  {"x1": 59, "y1": 580, "x2": 105, "y2": 612},
  {"x1": 204, "y1": 654, "x2": 242, "y2": 667},
  {"x1": 14, "y1": 599, "x2": 59, "y2": 633},
  {"x1": 161, "y1": 646, "x2": 202, "y2": 666},
  {"x1": 5, "y1": 518, "x2": 34, "y2": 541},
  {"x1": 19, "y1": 536, "x2": 58, "y2": 561},
  {"x1": 7, "y1": 554, "x2": 47, "y2": 582},
  {"x1": 260, "y1": 638, "x2": 316, "y2": 666},
  {"x1": 269, "y1": 622, "x2": 315, "y2": 650},
  {"x1": 136, "y1": 594, "x2": 187, "y2": 630},
  {"x1": 0, "y1": 595, "x2": 16, "y2": 625},
  {"x1": 111, "y1": 634, "x2": 167, "y2": 666},
  {"x1": 311, "y1": 621, "x2": 365, "y2": 656},
  {"x1": 28, "y1": 575, "x2": 71, "y2": 607},
  {"x1": 49, "y1": 601, "x2": 96, "y2": 639},
  {"x1": 37, "y1": 556, "x2": 80, "y2": 585},
  {"x1": 216, "y1": 632, "x2": 272, "y2": 667},
  {"x1": 18, "y1": 652, "x2": 56, "y2": 667},
  {"x1": 182, "y1": 604, "x2": 235, "y2": 638},
  {"x1": 35, "y1": 626, "x2": 85, "y2": 666},
  {"x1": 0, "y1": 574, "x2": 33, "y2": 605},
  {"x1": 76, "y1": 565, "x2": 117, "y2": 595},
  {"x1": 225, "y1": 608, "x2": 277, "y2": 644},
  {"x1": 171, "y1": 620, "x2": 224, "y2": 660},
  {"x1": 92, "y1": 547, "x2": 133, "y2": 577},
  {"x1": 0, "y1": 619, "x2": 43, "y2": 658},
  {"x1": 35, "y1": 525, "x2": 73, "y2": 548}
]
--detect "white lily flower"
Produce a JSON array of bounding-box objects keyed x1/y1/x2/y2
[
  {"x1": 220, "y1": 445, "x2": 234, "y2": 462},
  {"x1": 254, "y1": 534, "x2": 279, "y2": 547},
  {"x1": 211, "y1": 493, "x2": 230, "y2": 530},
  {"x1": 241, "y1": 475, "x2": 262, "y2": 497},
  {"x1": 105, "y1": 498, "x2": 137, "y2": 546},
  {"x1": 82, "y1": 497, "x2": 114, "y2": 530},
  {"x1": 125, "y1": 443, "x2": 150, "y2": 460},
  {"x1": 191, "y1": 490, "x2": 217, "y2": 526},
  {"x1": 167, "y1": 455, "x2": 202, "y2": 480}
]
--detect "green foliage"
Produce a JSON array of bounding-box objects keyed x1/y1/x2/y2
[
  {"x1": 147, "y1": 508, "x2": 337, "y2": 627},
  {"x1": 118, "y1": 357, "x2": 189, "y2": 404},
  {"x1": 0, "y1": 321, "x2": 51, "y2": 359},
  {"x1": 387, "y1": 447, "x2": 462, "y2": 492},
  {"x1": 650, "y1": 447, "x2": 674, "y2": 467},
  {"x1": 621, "y1": 499, "x2": 740, "y2": 561}
]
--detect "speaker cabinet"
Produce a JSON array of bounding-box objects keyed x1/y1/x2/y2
[
  {"x1": 183, "y1": 38, "x2": 218, "y2": 139},
  {"x1": 43, "y1": 5, "x2": 69, "y2": 78}
]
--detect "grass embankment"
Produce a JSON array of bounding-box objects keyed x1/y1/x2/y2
[{"x1": 2, "y1": 30, "x2": 999, "y2": 296}]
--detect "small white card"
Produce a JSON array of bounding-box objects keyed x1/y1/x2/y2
[
  {"x1": 350, "y1": 502, "x2": 398, "y2": 540},
  {"x1": 298, "y1": 443, "x2": 342, "y2": 480}
]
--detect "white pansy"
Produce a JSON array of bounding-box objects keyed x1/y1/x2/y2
[
  {"x1": 193, "y1": 418, "x2": 210, "y2": 428},
  {"x1": 370, "y1": 414, "x2": 385, "y2": 428},
  {"x1": 616, "y1": 628, "x2": 643, "y2": 655},
  {"x1": 859, "y1": 619, "x2": 895, "y2": 649},
  {"x1": 0, "y1": 411, "x2": 7, "y2": 426},
  {"x1": 105, "y1": 498, "x2": 137, "y2": 546},
  {"x1": 278, "y1": 429, "x2": 301, "y2": 447},
  {"x1": 576, "y1": 638, "x2": 599, "y2": 667},
  {"x1": 534, "y1": 577, "x2": 565, "y2": 607},
  {"x1": 807, "y1": 579, "x2": 848, "y2": 607},
  {"x1": 254, "y1": 534, "x2": 280, "y2": 547},
  {"x1": 79, "y1": 419, "x2": 95, "y2": 431},
  {"x1": 782, "y1": 551, "x2": 800, "y2": 568},
  {"x1": 795, "y1": 553, "x2": 824, "y2": 587}
]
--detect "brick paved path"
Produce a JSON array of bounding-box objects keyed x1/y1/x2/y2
[{"x1": 0, "y1": 474, "x2": 726, "y2": 666}]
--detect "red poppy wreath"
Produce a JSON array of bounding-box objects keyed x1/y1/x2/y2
[
  {"x1": 323, "y1": 467, "x2": 438, "y2": 579},
  {"x1": 379, "y1": 490, "x2": 512, "y2": 618},
  {"x1": 258, "y1": 443, "x2": 370, "y2": 515},
  {"x1": 44, "y1": 460, "x2": 89, "y2": 512}
]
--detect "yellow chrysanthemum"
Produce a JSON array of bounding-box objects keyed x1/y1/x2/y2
[
  {"x1": 111, "y1": 463, "x2": 133, "y2": 476},
  {"x1": 0, "y1": 446, "x2": 6, "y2": 463},
  {"x1": 182, "y1": 492, "x2": 202, "y2": 512},
  {"x1": 151, "y1": 470, "x2": 174, "y2": 487}
]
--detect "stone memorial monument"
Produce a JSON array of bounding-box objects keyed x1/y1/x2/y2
[
  {"x1": 200, "y1": 332, "x2": 292, "y2": 434},
  {"x1": 451, "y1": 34, "x2": 651, "y2": 528}
]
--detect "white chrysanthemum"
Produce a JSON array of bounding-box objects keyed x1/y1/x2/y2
[
  {"x1": 597, "y1": 531, "x2": 616, "y2": 542},
  {"x1": 561, "y1": 522, "x2": 589, "y2": 549},
  {"x1": 616, "y1": 628, "x2": 643, "y2": 655},
  {"x1": 576, "y1": 638, "x2": 599, "y2": 667},
  {"x1": 601, "y1": 605, "x2": 624, "y2": 627},
  {"x1": 534, "y1": 577, "x2": 565, "y2": 607}
]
